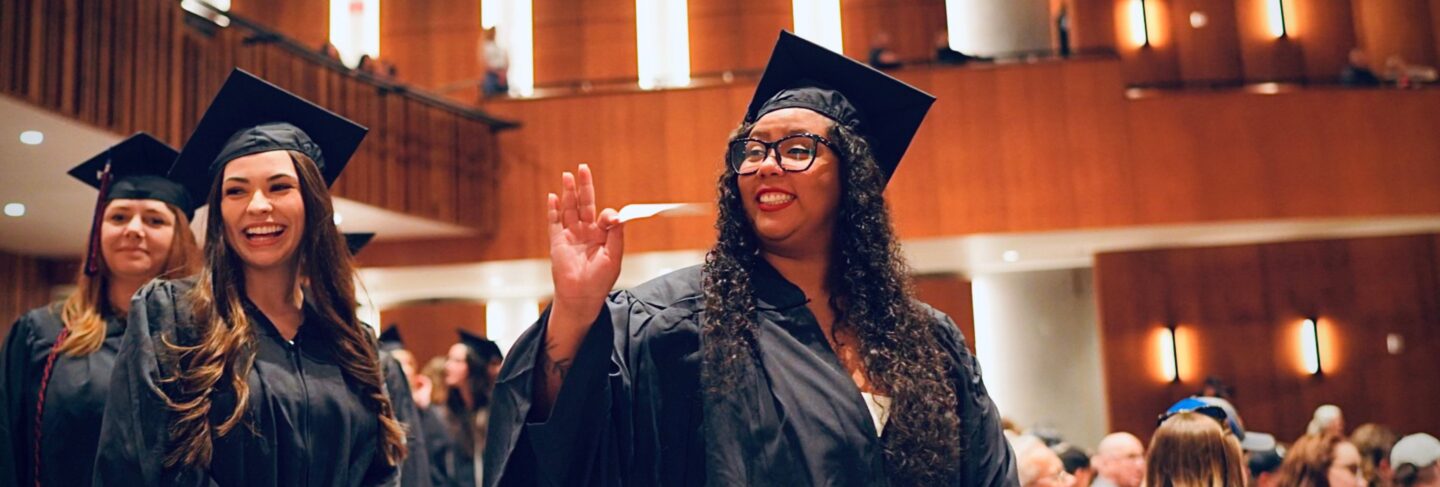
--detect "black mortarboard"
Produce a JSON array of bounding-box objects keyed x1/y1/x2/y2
[
  {"x1": 170, "y1": 68, "x2": 367, "y2": 204},
  {"x1": 67, "y1": 133, "x2": 191, "y2": 275},
  {"x1": 744, "y1": 31, "x2": 935, "y2": 184},
  {"x1": 457, "y1": 329, "x2": 503, "y2": 361},
  {"x1": 378, "y1": 324, "x2": 404, "y2": 352},
  {"x1": 344, "y1": 232, "x2": 376, "y2": 256}
]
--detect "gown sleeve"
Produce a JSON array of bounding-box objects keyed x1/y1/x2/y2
[
  {"x1": 926, "y1": 306, "x2": 1019, "y2": 487},
  {"x1": 383, "y1": 352, "x2": 433, "y2": 487},
  {"x1": 0, "y1": 311, "x2": 39, "y2": 487},
  {"x1": 481, "y1": 290, "x2": 648, "y2": 487},
  {"x1": 92, "y1": 280, "x2": 209, "y2": 487}
]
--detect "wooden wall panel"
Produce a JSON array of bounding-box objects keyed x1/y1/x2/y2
[
  {"x1": 1353, "y1": 0, "x2": 1437, "y2": 69},
  {"x1": 361, "y1": 58, "x2": 1440, "y2": 266},
  {"x1": 531, "y1": 0, "x2": 638, "y2": 86},
  {"x1": 231, "y1": 0, "x2": 330, "y2": 49},
  {"x1": 379, "y1": 0, "x2": 482, "y2": 91},
  {"x1": 912, "y1": 274, "x2": 977, "y2": 354},
  {"x1": 688, "y1": 0, "x2": 791, "y2": 75},
  {"x1": 1235, "y1": 0, "x2": 1305, "y2": 82},
  {"x1": 841, "y1": 0, "x2": 949, "y2": 64},
  {"x1": 1, "y1": 0, "x2": 508, "y2": 233},
  {"x1": 1071, "y1": 0, "x2": 1120, "y2": 53},
  {"x1": 379, "y1": 300, "x2": 488, "y2": 366},
  {"x1": 1170, "y1": 0, "x2": 1244, "y2": 83},
  {"x1": 1095, "y1": 235, "x2": 1440, "y2": 443},
  {"x1": 0, "y1": 251, "x2": 61, "y2": 342},
  {"x1": 1291, "y1": 0, "x2": 1356, "y2": 82}
]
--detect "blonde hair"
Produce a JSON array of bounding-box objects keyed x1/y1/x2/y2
[
  {"x1": 58, "y1": 203, "x2": 200, "y2": 356},
  {"x1": 1145, "y1": 411, "x2": 1248, "y2": 487}
]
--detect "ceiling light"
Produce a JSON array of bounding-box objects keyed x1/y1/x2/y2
[
  {"x1": 1002, "y1": 250, "x2": 1020, "y2": 262},
  {"x1": 19, "y1": 131, "x2": 43, "y2": 145},
  {"x1": 333, "y1": 212, "x2": 344, "y2": 225},
  {"x1": 4, "y1": 203, "x2": 25, "y2": 217}
]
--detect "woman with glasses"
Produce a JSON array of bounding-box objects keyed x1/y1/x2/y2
[{"x1": 481, "y1": 31, "x2": 1016, "y2": 486}]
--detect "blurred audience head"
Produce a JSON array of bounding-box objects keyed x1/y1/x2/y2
[
  {"x1": 1351, "y1": 423, "x2": 1399, "y2": 487},
  {"x1": 1015, "y1": 435, "x2": 1075, "y2": 487},
  {"x1": 1249, "y1": 449, "x2": 1285, "y2": 487},
  {"x1": 1391, "y1": 434, "x2": 1440, "y2": 487},
  {"x1": 1309, "y1": 405, "x2": 1346, "y2": 437},
  {"x1": 1276, "y1": 433, "x2": 1366, "y2": 487},
  {"x1": 1145, "y1": 411, "x2": 1247, "y2": 487},
  {"x1": 1055, "y1": 443, "x2": 1094, "y2": 487},
  {"x1": 1094, "y1": 432, "x2": 1146, "y2": 487}
]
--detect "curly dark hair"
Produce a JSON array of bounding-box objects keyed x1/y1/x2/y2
[{"x1": 700, "y1": 120, "x2": 963, "y2": 484}]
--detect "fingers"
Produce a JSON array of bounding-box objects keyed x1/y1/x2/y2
[
  {"x1": 599, "y1": 208, "x2": 624, "y2": 255},
  {"x1": 559, "y1": 171, "x2": 579, "y2": 229},
  {"x1": 577, "y1": 164, "x2": 597, "y2": 224},
  {"x1": 546, "y1": 192, "x2": 562, "y2": 235}
]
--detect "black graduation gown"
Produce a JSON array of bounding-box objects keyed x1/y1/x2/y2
[
  {"x1": 420, "y1": 406, "x2": 460, "y2": 487},
  {"x1": 92, "y1": 278, "x2": 431, "y2": 487},
  {"x1": 482, "y1": 264, "x2": 1018, "y2": 486},
  {"x1": 0, "y1": 305, "x2": 124, "y2": 487}
]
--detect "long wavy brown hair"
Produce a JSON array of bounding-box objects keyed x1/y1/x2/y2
[
  {"x1": 1144, "y1": 412, "x2": 1248, "y2": 487},
  {"x1": 58, "y1": 202, "x2": 200, "y2": 356},
  {"x1": 700, "y1": 121, "x2": 963, "y2": 484},
  {"x1": 1276, "y1": 433, "x2": 1349, "y2": 487},
  {"x1": 160, "y1": 151, "x2": 406, "y2": 468}
]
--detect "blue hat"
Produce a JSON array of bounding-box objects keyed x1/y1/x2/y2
[{"x1": 1160, "y1": 396, "x2": 1277, "y2": 452}]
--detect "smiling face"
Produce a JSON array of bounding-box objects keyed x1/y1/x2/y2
[
  {"x1": 99, "y1": 198, "x2": 179, "y2": 280},
  {"x1": 736, "y1": 107, "x2": 843, "y2": 255},
  {"x1": 219, "y1": 151, "x2": 306, "y2": 271}
]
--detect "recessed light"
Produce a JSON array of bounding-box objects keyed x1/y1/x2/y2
[
  {"x1": 333, "y1": 212, "x2": 344, "y2": 225},
  {"x1": 4, "y1": 202, "x2": 25, "y2": 217},
  {"x1": 1002, "y1": 250, "x2": 1020, "y2": 262},
  {"x1": 19, "y1": 130, "x2": 44, "y2": 145},
  {"x1": 1189, "y1": 11, "x2": 1208, "y2": 28}
]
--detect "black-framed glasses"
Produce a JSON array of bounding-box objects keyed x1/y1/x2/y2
[{"x1": 727, "y1": 133, "x2": 836, "y2": 175}]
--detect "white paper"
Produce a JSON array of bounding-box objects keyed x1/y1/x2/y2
[{"x1": 617, "y1": 203, "x2": 709, "y2": 223}]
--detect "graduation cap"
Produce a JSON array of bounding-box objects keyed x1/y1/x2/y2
[
  {"x1": 344, "y1": 232, "x2": 376, "y2": 256},
  {"x1": 458, "y1": 329, "x2": 503, "y2": 362},
  {"x1": 67, "y1": 133, "x2": 191, "y2": 275},
  {"x1": 378, "y1": 324, "x2": 404, "y2": 352},
  {"x1": 170, "y1": 68, "x2": 368, "y2": 204},
  {"x1": 744, "y1": 31, "x2": 935, "y2": 185}
]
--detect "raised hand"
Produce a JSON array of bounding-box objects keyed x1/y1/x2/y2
[
  {"x1": 534, "y1": 164, "x2": 623, "y2": 414},
  {"x1": 547, "y1": 164, "x2": 624, "y2": 321}
]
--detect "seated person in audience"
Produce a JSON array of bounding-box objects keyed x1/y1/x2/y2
[
  {"x1": 1352, "y1": 423, "x2": 1400, "y2": 487},
  {"x1": 1054, "y1": 443, "x2": 1094, "y2": 487},
  {"x1": 1146, "y1": 402, "x2": 1247, "y2": 487},
  {"x1": 1392, "y1": 434, "x2": 1440, "y2": 487},
  {"x1": 1092, "y1": 432, "x2": 1146, "y2": 487},
  {"x1": 1341, "y1": 49, "x2": 1381, "y2": 87},
  {"x1": 1276, "y1": 433, "x2": 1366, "y2": 487},
  {"x1": 1383, "y1": 56, "x2": 1439, "y2": 88},
  {"x1": 1250, "y1": 449, "x2": 1285, "y2": 487},
  {"x1": 934, "y1": 30, "x2": 981, "y2": 65},
  {"x1": 1015, "y1": 435, "x2": 1075, "y2": 487},
  {"x1": 1309, "y1": 404, "x2": 1346, "y2": 437},
  {"x1": 869, "y1": 31, "x2": 902, "y2": 70}
]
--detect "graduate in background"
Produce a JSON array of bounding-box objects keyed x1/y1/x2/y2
[
  {"x1": 93, "y1": 69, "x2": 425, "y2": 486},
  {"x1": 0, "y1": 133, "x2": 201, "y2": 487},
  {"x1": 432, "y1": 330, "x2": 503, "y2": 487},
  {"x1": 483, "y1": 31, "x2": 1017, "y2": 486}
]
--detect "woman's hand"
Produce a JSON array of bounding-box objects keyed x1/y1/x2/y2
[{"x1": 547, "y1": 164, "x2": 624, "y2": 325}]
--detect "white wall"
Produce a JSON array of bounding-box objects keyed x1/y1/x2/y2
[
  {"x1": 946, "y1": 0, "x2": 1053, "y2": 56},
  {"x1": 972, "y1": 268, "x2": 1108, "y2": 449}
]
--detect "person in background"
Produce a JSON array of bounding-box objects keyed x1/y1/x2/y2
[
  {"x1": 1092, "y1": 432, "x2": 1146, "y2": 487},
  {"x1": 433, "y1": 330, "x2": 503, "y2": 487},
  {"x1": 0, "y1": 133, "x2": 201, "y2": 487},
  {"x1": 1145, "y1": 408, "x2": 1247, "y2": 487},
  {"x1": 1352, "y1": 423, "x2": 1400, "y2": 487},
  {"x1": 1341, "y1": 49, "x2": 1381, "y2": 87},
  {"x1": 1309, "y1": 405, "x2": 1346, "y2": 437},
  {"x1": 1391, "y1": 434, "x2": 1440, "y2": 487},
  {"x1": 868, "y1": 31, "x2": 902, "y2": 70},
  {"x1": 1275, "y1": 433, "x2": 1367, "y2": 487},
  {"x1": 1054, "y1": 443, "x2": 1094, "y2": 487},
  {"x1": 479, "y1": 27, "x2": 509, "y2": 98},
  {"x1": 1015, "y1": 435, "x2": 1075, "y2": 487},
  {"x1": 1251, "y1": 449, "x2": 1286, "y2": 487}
]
